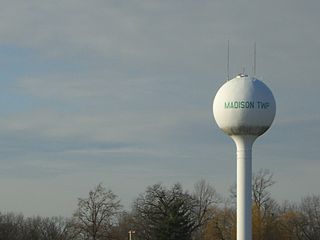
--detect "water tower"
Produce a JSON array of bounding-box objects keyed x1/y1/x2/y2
[{"x1": 213, "y1": 74, "x2": 276, "y2": 240}]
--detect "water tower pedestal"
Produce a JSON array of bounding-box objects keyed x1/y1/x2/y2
[{"x1": 233, "y1": 135, "x2": 256, "y2": 240}]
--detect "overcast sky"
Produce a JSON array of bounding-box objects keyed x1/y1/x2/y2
[{"x1": 0, "y1": 0, "x2": 319, "y2": 217}]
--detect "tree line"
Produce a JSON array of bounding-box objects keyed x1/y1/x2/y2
[{"x1": 0, "y1": 169, "x2": 319, "y2": 240}]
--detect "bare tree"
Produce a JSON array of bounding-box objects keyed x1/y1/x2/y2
[
  {"x1": 192, "y1": 180, "x2": 221, "y2": 239},
  {"x1": 252, "y1": 169, "x2": 276, "y2": 210},
  {"x1": 73, "y1": 183, "x2": 122, "y2": 240},
  {"x1": 252, "y1": 169, "x2": 279, "y2": 240}
]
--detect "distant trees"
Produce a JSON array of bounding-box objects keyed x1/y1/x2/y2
[
  {"x1": 111, "y1": 211, "x2": 136, "y2": 240},
  {"x1": 297, "y1": 195, "x2": 320, "y2": 239},
  {"x1": 202, "y1": 204, "x2": 236, "y2": 240},
  {"x1": 0, "y1": 171, "x2": 319, "y2": 240},
  {"x1": 0, "y1": 212, "x2": 24, "y2": 240},
  {"x1": 201, "y1": 169, "x2": 320, "y2": 240},
  {"x1": 0, "y1": 213, "x2": 73, "y2": 240}
]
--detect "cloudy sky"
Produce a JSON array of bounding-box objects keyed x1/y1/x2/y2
[{"x1": 0, "y1": 0, "x2": 319, "y2": 217}]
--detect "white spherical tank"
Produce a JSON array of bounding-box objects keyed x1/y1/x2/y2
[{"x1": 213, "y1": 74, "x2": 276, "y2": 136}]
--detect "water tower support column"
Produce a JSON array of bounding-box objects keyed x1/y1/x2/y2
[{"x1": 232, "y1": 135, "x2": 256, "y2": 240}]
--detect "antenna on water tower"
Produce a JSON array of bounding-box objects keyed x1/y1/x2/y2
[
  {"x1": 253, "y1": 42, "x2": 257, "y2": 77},
  {"x1": 227, "y1": 40, "x2": 230, "y2": 81},
  {"x1": 213, "y1": 68, "x2": 276, "y2": 240}
]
